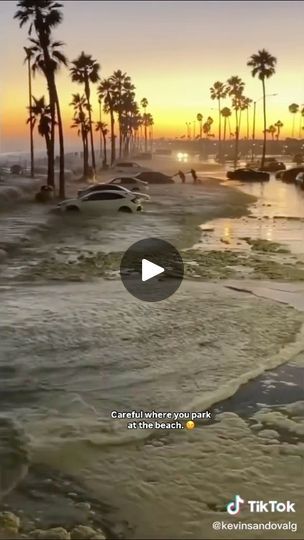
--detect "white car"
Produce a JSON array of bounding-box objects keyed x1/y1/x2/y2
[
  {"x1": 112, "y1": 161, "x2": 150, "y2": 174},
  {"x1": 107, "y1": 176, "x2": 149, "y2": 192},
  {"x1": 58, "y1": 190, "x2": 143, "y2": 213}
]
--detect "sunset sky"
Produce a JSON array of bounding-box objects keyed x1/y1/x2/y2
[{"x1": 1, "y1": 0, "x2": 304, "y2": 152}]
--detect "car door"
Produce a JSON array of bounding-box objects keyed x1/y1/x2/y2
[{"x1": 81, "y1": 191, "x2": 127, "y2": 214}]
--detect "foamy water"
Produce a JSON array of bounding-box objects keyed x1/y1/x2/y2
[
  {"x1": 1, "y1": 172, "x2": 304, "y2": 538},
  {"x1": 0, "y1": 280, "x2": 303, "y2": 537}
]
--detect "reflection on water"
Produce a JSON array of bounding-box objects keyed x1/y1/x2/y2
[{"x1": 199, "y1": 178, "x2": 304, "y2": 254}]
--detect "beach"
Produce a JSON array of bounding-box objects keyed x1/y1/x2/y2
[{"x1": 0, "y1": 158, "x2": 303, "y2": 539}]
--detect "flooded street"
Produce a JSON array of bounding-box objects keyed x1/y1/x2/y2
[{"x1": 0, "y1": 172, "x2": 304, "y2": 538}]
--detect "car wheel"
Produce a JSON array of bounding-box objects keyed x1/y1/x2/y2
[
  {"x1": 66, "y1": 205, "x2": 80, "y2": 212},
  {"x1": 118, "y1": 206, "x2": 133, "y2": 213}
]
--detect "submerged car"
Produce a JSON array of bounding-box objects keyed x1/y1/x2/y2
[
  {"x1": 226, "y1": 168, "x2": 270, "y2": 182},
  {"x1": 260, "y1": 160, "x2": 286, "y2": 172},
  {"x1": 135, "y1": 171, "x2": 175, "y2": 184},
  {"x1": 107, "y1": 176, "x2": 149, "y2": 192},
  {"x1": 281, "y1": 167, "x2": 304, "y2": 183},
  {"x1": 58, "y1": 190, "x2": 143, "y2": 213}
]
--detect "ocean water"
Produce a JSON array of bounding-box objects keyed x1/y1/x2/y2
[{"x1": 0, "y1": 176, "x2": 304, "y2": 538}]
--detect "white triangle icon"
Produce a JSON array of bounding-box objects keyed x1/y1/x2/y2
[{"x1": 142, "y1": 258, "x2": 164, "y2": 282}]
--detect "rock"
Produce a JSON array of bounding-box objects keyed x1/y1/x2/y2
[
  {"x1": 0, "y1": 511, "x2": 20, "y2": 531},
  {"x1": 74, "y1": 502, "x2": 91, "y2": 511},
  {"x1": 70, "y1": 525, "x2": 100, "y2": 539},
  {"x1": 29, "y1": 527, "x2": 70, "y2": 539}
]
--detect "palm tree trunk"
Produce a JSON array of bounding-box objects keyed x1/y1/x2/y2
[
  {"x1": 81, "y1": 130, "x2": 86, "y2": 177},
  {"x1": 48, "y1": 85, "x2": 55, "y2": 188},
  {"x1": 223, "y1": 117, "x2": 227, "y2": 142},
  {"x1": 54, "y1": 87, "x2": 65, "y2": 199},
  {"x1": 218, "y1": 99, "x2": 221, "y2": 160},
  {"x1": 234, "y1": 109, "x2": 239, "y2": 169},
  {"x1": 261, "y1": 78, "x2": 267, "y2": 169},
  {"x1": 292, "y1": 115, "x2": 295, "y2": 138},
  {"x1": 246, "y1": 108, "x2": 249, "y2": 140},
  {"x1": 102, "y1": 133, "x2": 107, "y2": 166},
  {"x1": 119, "y1": 112, "x2": 123, "y2": 158},
  {"x1": 99, "y1": 100, "x2": 102, "y2": 159},
  {"x1": 144, "y1": 121, "x2": 147, "y2": 153},
  {"x1": 110, "y1": 109, "x2": 115, "y2": 164},
  {"x1": 27, "y1": 56, "x2": 34, "y2": 178},
  {"x1": 87, "y1": 97, "x2": 96, "y2": 175}
]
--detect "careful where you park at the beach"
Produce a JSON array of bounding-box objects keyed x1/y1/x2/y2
[{"x1": 0, "y1": 2, "x2": 304, "y2": 540}]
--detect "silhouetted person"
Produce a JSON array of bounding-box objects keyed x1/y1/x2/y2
[
  {"x1": 178, "y1": 170, "x2": 186, "y2": 183},
  {"x1": 190, "y1": 169, "x2": 198, "y2": 184}
]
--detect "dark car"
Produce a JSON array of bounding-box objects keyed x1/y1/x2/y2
[
  {"x1": 281, "y1": 167, "x2": 304, "y2": 184},
  {"x1": 136, "y1": 171, "x2": 174, "y2": 184},
  {"x1": 260, "y1": 160, "x2": 286, "y2": 172},
  {"x1": 226, "y1": 168, "x2": 270, "y2": 182}
]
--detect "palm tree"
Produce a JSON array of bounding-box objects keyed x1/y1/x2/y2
[
  {"x1": 70, "y1": 52, "x2": 100, "y2": 177},
  {"x1": 141, "y1": 98, "x2": 149, "y2": 151},
  {"x1": 28, "y1": 37, "x2": 67, "y2": 195},
  {"x1": 288, "y1": 103, "x2": 299, "y2": 137},
  {"x1": 15, "y1": 0, "x2": 66, "y2": 196},
  {"x1": 196, "y1": 113, "x2": 203, "y2": 139},
  {"x1": 274, "y1": 120, "x2": 283, "y2": 141},
  {"x1": 268, "y1": 124, "x2": 276, "y2": 141},
  {"x1": 109, "y1": 70, "x2": 135, "y2": 157},
  {"x1": 247, "y1": 49, "x2": 277, "y2": 169},
  {"x1": 24, "y1": 46, "x2": 34, "y2": 178},
  {"x1": 210, "y1": 81, "x2": 227, "y2": 159},
  {"x1": 226, "y1": 76, "x2": 245, "y2": 168},
  {"x1": 98, "y1": 78, "x2": 116, "y2": 165},
  {"x1": 95, "y1": 122, "x2": 108, "y2": 167},
  {"x1": 221, "y1": 107, "x2": 231, "y2": 143},
  {"x1": 29, "y1": 96, "x2": 52, "y2": 162},
  {"x1": 203, "y1": 116, "x2": 214, "y2": 139},
  {"x1": 70, "y1": 93, "x2": 90, "y2": 178}
]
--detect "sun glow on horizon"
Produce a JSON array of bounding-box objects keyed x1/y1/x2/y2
[{"x1": 1, "y1": 1, "x2": 304, "y2": 152}]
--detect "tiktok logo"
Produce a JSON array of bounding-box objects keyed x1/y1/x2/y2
[{"x1": 227, "y1": 494, "x2": 245, "y2": 515}]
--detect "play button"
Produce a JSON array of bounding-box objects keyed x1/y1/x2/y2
[
  {"x1": 142, "y1": 259, "x2": 164, "y2": 282},
  {"x1": 120, "y1": 238, "x2": 184, "y2": 302}
]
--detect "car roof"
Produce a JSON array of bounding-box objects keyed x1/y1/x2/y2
[
  {"x1": 109, "y1": 175, "x2": 147, "y2": 184},
  {"x1": 81, "y1": 183, "x2": 131, "y2": 192},
  {"x1": 80, "y1": 189, "x2": 129, "y2": 199}
]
